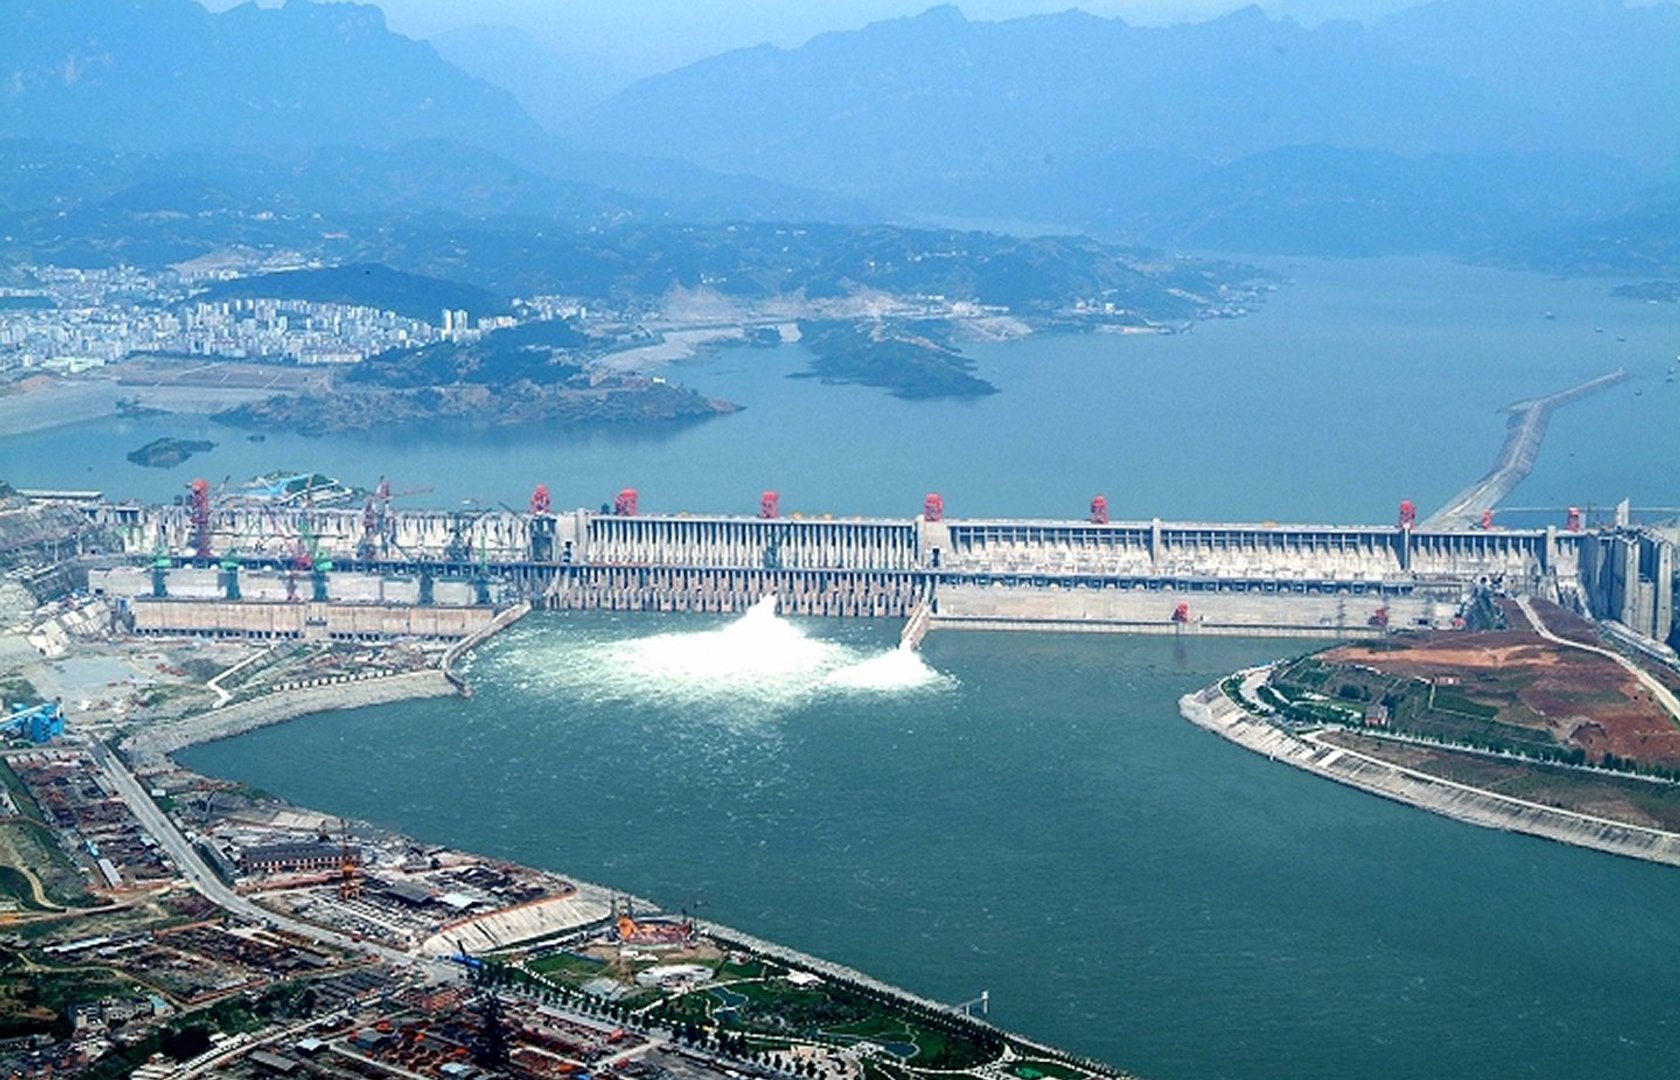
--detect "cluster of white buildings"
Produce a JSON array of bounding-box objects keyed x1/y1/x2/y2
[{"x1": 0, "y1": 264, "x2": 528, "y2": 373}]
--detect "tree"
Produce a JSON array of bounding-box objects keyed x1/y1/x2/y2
[{"x1": 160, "y1": 1026, "x2": 213, "y2": 1062}]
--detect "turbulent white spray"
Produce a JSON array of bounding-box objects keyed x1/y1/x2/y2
[{"x1": 505, "y1": 594, "x2": 952, "y2": 717}]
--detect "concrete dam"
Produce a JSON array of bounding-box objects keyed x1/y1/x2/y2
[{"x1": 76, "y1": 493, "x2": 1645, "y2": 641}]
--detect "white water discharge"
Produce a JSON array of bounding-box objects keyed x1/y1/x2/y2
[{"x1": 495, "y1": 596, "x2": 952, "y2": 719}]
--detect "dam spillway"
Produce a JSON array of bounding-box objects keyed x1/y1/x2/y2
[{"x1": 69, "y1": 496, "x2": 1661, "y2": 641}]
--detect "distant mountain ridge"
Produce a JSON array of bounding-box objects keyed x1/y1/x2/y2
[
  {"x1": 0, "y1": 0, "x2": 546, "y2": 159},
  {"x1": 0, "y1": 138, "x2": 652, "y2": 220},
  {"x1": 1091, "y1": 146, "x2": 1651, "y2": 256},
  {"x1": 0, "y1": 0, "x2": 870, "y2": 226},
  {"x1": 429, "y1": 24, "x2": 627, "y2": 131},
  {"x1": 572, "y1": 2, "x2": 1680, "y2": 176},
  {"x1": 565, "y1": 1, "x2": 1680, "y2": 258},
  {"x1": 1374, "y1": 0, "x2": 1680, "y2": 168},
  {"x1": 2, "y1": 0, "x2": 1675, "y2": 269},
  {"x1": 570, "y1": 5, "x2": 1531, "y2": 186}
]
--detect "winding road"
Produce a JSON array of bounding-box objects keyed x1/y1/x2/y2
[{"x1": 1514, "y1": 596, "x2": 1680, "y2": 723}]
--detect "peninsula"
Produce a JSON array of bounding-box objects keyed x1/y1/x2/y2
[
  {"x1": 1183, "y1": 595, "x2": 1680, "y2": 865},
  {"x1": 210, "y1": 318, "x2": 742, "y2": 434}
]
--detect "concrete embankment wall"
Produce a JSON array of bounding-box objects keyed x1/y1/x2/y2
[
  {"x1": 443, "y1": 602, "x2": 529, "y2": 691},
  {"x1": 932, "y1": 585, "x2": 1452, "y2": 638},
  {"x1": 122, "y1": 601, "x2": 530, "y2": 770},
  {"x1": 420, "y1": 891, "x2": 613, "y2": 957},
  {"x1": 128, "y1": 598, "x2": 497, "y2": 641},
  {"x1": 125, "y1": 669, "x2": 455, "y2": 769},
  {"x1": 93, "y1": 566, "x2": 479, "y2": 606},
  {"x1": 1179, "y1": 684, "x2": 1680, "y2": 867}
]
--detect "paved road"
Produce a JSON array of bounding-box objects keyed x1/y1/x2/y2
[
  {"x1": 172, "y1": 1013, "x2": 328, "y2": 1079},
  {"x1": 86, "y1": 738, "x2": 442, "y2": 974},
  {"x1": 1515, "y1": 597, "x2": 1680, "y2": 722}
]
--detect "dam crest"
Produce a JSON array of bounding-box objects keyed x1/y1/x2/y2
[{"x1": 69, "y1": 494, "x2": 1675, "y2": 647}]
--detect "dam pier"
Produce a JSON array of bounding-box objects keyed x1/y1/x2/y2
[{"x1": 52, "y1": 485, "x2": 1675, "y2": 649}]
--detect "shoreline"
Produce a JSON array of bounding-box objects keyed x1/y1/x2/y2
[
  {"x1": 1179, "y1": 678, "x2": 1680, "y2": 867},
  {"x1": 108, "y1": 615, "x2": 1127, "y2": 1078},
  {"x1": 0, "y1": 380, "x2": 270, "y2": 438},
  {"x1": 123, "y1": 667, "x2": 456, "y2": 769},
  {"x1": 702, "y1": 921, "x2": 1133, "y2": 1079},
  {"x1": 121, "y1": 601, "x2": 534, "y2": 766}
]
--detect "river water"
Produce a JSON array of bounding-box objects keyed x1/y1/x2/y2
[
  {"x1": 65, "y1": 255, "x2": 1680, "y2": 1079},
  {"x1": 182, "y1": 610, "x2": 1680, "y2": 1080}
]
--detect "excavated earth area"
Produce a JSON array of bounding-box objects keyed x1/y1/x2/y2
[{"x1": 1324, "y1": 618, "x2": 1680, "y2": 767}]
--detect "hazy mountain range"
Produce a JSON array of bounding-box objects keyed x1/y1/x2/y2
[
  {"x1": 573, "y1": 1, "x2": 1680, "y2": 179},
  {"x1": 428, "y1": 24, "x2": 627, "y2": 129},
  {"x1": 0, "y1": 0, "x2": 544, "y2": 155},
  {"x1": 0, "y1": 0, "x2": 865, "y2": 224},
  {"x1": 1, "y1": 0, "x2": 1676, "y2": 269},
  {"x1": 565, "y1": 1, "x2": 1678, "y2": 255}
]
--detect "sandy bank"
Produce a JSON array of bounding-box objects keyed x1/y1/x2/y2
[
  {"x1": 1179, "y1": 682, "x2": 1680, "y2": 867},
  {"x1": 0, "y1": 376, "x2": 275, "y2": 437},
  {"x1": 595, "y1": 327, "x2": 748, "y2": 373}
]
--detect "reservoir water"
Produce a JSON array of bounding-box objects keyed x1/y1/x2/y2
[
  {"x1": 4, "y1": 256, "x2": 1677, "y2": 522},
  {"x1": 59, "y1": 255, "x2": 1680, "y2": 1079}
]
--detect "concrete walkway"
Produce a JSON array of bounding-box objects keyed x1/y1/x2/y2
[{"x1": 204, "y1": 644, "x2": 274, "y2": 707}]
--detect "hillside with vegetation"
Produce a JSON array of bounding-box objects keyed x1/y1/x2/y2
[{"x1": 194, "y1": 264, "x2": 508, "y2": 323}]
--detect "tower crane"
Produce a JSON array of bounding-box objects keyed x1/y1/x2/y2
[{"x1": 337, "y1": 818, "x2": 361, "y2": 901}]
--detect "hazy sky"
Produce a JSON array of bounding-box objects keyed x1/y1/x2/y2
[{"x1": 203, "y1": 1, "x2": 1441, "y2": 76}]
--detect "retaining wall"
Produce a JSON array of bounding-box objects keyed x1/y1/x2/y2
[{"x1": 1179, "y1": 683, "x2": 1680, "y2": 866}]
